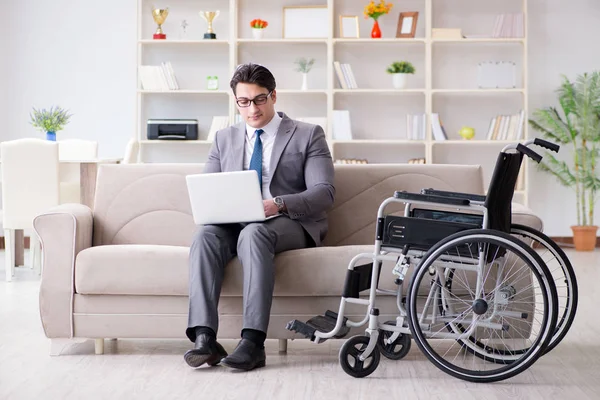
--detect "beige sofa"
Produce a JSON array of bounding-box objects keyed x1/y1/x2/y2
[{"x1": 33, "y1": 163, "x2": 542, "y2": 355}]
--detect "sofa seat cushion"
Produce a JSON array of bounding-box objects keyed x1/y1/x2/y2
[{"x1": 75, "y1": 244, "x2": 390, "y2": 297}]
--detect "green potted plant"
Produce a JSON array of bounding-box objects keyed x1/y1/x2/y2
[
  {"x1": 30, "y1": 106, "x2": 72, "y2": 141},
  {"x1": 386, "y1": 61, "x2": 415, "y2": 89},
  {"x1": 529, "y1": 71, "x2": 600, "y2": 251},
  {"x1": 294, "y1": 57, "x2": 315, "y2": 91}
]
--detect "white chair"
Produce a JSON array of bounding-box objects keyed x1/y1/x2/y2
[
  {"x1": 1, "y1": 139, "x2": 60, "y2": 281},
  {"x1": 122, "y1": 138, "x2": 139, "y2": 164},
  {"x1": 58, "y1": 139, "x2": 98, "y2": 204}
]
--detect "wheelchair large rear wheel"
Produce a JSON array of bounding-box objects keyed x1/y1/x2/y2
[
  {"x1": 407, "y1": 229, "x2": 558, "y2": 383},
  {"x1": 510, "y1": 224, "x2": 578, "y2": 354}
]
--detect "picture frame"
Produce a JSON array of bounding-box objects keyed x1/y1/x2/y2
[
  {"x1": 339, "y1": 15, "x2": 359, "y2": 38},
  {"x1": 283, "y1": 6, "x2": 329, "y2": 39},
  {"x1": 396, "y1": 12, "x2": 419, "y2": 38}
]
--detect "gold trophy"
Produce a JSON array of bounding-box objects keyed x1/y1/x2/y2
[
  {"x1": 152, "y1": 7, "x2": 169, "y2": 39},
  {"x1": 200, "y1": 11, "x2": 220, "y2": 39}
]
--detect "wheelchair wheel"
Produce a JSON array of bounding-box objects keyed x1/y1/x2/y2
[
  {"x1": 377, "y1": 321, "x2": 411, "y2": 360},
  {"x1": 407, "y1": 229, "x2": 558, "y2": 383},
  {"x1": 339, "y1": 335, "x2": 380, "y2": 378},
  {"x1": 510, "y1": 224, "x2": 578, "y2": 354}
]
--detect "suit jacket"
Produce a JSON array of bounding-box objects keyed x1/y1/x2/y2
[{"x1": 203, "y1": 111, "x2": 335, "y2": 246}]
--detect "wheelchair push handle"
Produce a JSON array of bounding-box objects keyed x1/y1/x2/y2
[
  {"x1": 517, "y1": 144, "x2": 543, "y2": 163},
  {"x1": 534, "y1": 138, "x2": 560, "y2": 153}
]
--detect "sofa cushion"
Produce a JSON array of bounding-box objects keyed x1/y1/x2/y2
[{"x1": 75, "y1": 244, "x2": 393, "y2": 297}]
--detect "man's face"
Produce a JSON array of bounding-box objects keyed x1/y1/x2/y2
[{"x1": 235, "y1": 83, "x2": 277, "y2": 129}]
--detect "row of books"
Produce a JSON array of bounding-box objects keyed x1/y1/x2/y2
[
  {"x1": 492, "y1": 13, "x2": 525, "y2": 38},
  {"x1": 486, "y1": 110, "x2": 526, "y2": 141},
  {"x1": 333, "y1": 62, "x2": 358, "y2": 89},
  {"x1": 334, "y1": 158, "x2": 368, "y2": 164},
  {"x1": 139, "y1": 62, "x2": 180, "y2": 91}
]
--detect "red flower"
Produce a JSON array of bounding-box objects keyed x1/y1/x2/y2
[{"x1": 250, "y1": 19, "x2": 268, "y2": 29}]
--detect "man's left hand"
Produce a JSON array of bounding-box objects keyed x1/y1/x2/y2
[{"x1": 263, "y1": 199, "x2": 279, "y2": 217}]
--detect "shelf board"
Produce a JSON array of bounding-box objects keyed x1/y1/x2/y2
[
  {"x1": 432, "y1": 89, "x2": 524, "y2": 94},
  {"x1": 236, "y1": 39, "x2": 327, "y2": 44},
  {"x1": 276, "y1": 89, "x2": 328, "y2": 94},
  {"x1": 138, "y1": 90, "x2": 229, "y2": 95},
  {"x1": 432, "y1": 38, "x2": 525, "y2": 43},
  {"x1": 138, "y1": 39, "x2": 230, "y2": 45},
  {"x1": 139, "y1": 140, "x2": 213, "y2": 144},
  {"x1": 333, "y1": 140, "x2": 425, "y2": 144},
  {"x1": 432, "y1": 140, "x2": 521, "y2": 144},
  {"x1": 333, "y1": 89, "x2": 425, "y2": 94},
  {"x1": 334, "y1": 38, "x2": 426, "y2": 44}
]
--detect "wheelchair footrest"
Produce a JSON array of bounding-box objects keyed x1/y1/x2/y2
[{"x1": 286, "y1": 310, "x2": 351, "y2": 342}]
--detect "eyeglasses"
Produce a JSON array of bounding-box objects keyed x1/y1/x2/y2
[{"x1": 236, "y1": 91, "x2": 272, "y2": 107}]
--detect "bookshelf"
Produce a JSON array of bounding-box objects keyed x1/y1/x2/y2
[{"x1": 135, "y1": 0, "x2": 529, "y2": 204}]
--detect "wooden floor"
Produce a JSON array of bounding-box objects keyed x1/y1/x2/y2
[{"x1": 1, "y1": 248, "x2": 600, "y2": 399}]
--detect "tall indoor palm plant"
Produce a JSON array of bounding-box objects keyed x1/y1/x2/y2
[{"x1": 529, "y1": 71, "x2": 600, "y2": 250}]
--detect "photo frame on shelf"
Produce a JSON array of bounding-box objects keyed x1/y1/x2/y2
[
  {"x1": 396, "y1": 12, "x2": 419, "y2": 38},
  {"x1": 339, "y1": 15, "x2": 359, "y2": 38},
  {"x1": 283, "y1": 6, "x2": 328, "y2": 39}
]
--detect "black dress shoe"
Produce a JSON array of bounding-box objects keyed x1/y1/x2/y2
[
  {"x1": 220, "y1": 339, "x2": 266, "y2": 371},
  {"x1": 183, "y1": 334, "x2": 228, "y2": 368}
]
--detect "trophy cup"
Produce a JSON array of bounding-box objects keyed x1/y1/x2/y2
[
  {"x1": 152, "y1": 8, "x2": 169, "y2": 39},
  {"x1": 200, "y1": 11, "x2": 220, "y2": 39}
]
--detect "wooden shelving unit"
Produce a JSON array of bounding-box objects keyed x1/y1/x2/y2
[{"x1": 135, "y1": 0, "x2": 529, "y2": 204}]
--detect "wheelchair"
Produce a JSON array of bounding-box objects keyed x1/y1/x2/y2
[{"x1": 287, "y1": 138, "x2": 577, "y2": 383}]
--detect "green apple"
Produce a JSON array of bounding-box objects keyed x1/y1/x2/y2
[{"x1": 459, "y1": 126, "x2": 475, "y2": 140}]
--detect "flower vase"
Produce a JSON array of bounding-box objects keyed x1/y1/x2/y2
[
  {"x1": 371, "y1": 19, "x2": 381, "y2": 39},
  {"x1": 46, "y1": 131, "x2": 56, "y2": 141},
  {"x1": 252, "y1": 28, "x2": 264, "y2": 39},
  {"x1": 301, "y1": 73, "x2": 308, "y2": 91}
]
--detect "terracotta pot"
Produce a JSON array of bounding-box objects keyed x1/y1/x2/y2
[{"x1": 571, "y1": 225, "x2": 598, "y2": 251}]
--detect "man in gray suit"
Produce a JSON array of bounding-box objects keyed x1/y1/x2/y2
[{"x1": 184, "y1": 63, "x2": 335, "y2": 371}]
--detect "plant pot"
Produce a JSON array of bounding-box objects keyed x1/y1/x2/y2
[
  {"x1": 46, "y1": 131, "x2": 56, "y2": 141},
  {"x1": 301, "y1": 73, "x2": 308, "y2": 91},
  {"x1": 392, "y1": 73, "x2": 407, "y2": 89},
  {"x1": 571, "y1": 225, "x2": 598, "y2": 251},
  {"x1": 371, "y1": 19, "x2": 381, "y2": 38},
  {"x1": 252, "y1": 28, "x2": 264, "y2": 39}
]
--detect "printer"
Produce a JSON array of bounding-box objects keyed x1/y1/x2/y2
[{"x1": 147, "y1": 119, "x2": 198, "y2": 140}]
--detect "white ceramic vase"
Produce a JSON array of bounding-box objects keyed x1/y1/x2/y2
[
  {"x1": 301, "y1": 73, "x2": 308, "y2": 91},
  {"x1": 392, "y1": 73, "x2": 408, "y2": 89},
  {"x1": 252, "y1": 28, "x2": 264, "y2": 39}
]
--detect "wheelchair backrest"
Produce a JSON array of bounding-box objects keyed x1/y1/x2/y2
[{"x1": 484, "y1": 151, "x2": 524, "y2": 233}]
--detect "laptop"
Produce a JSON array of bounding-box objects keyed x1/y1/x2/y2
[{"x1": 185, "y1": 170, "x2": 280, "y2": 225}]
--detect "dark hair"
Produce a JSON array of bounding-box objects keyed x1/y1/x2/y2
[{"x1": 230, "y1": 63, "x2": 276, "y2": 95}]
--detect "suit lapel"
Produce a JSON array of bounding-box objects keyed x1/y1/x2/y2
[
  {"x1": 269, "y1": 112, "x2": 296, "y2": 176},
  {"x1": 230, "y1": 121, "x2": 246, "y2": 171}
]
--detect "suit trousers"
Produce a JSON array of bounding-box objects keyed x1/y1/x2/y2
[{"x1": 186, "y1": 215, "x2": 309, "y2": 342}]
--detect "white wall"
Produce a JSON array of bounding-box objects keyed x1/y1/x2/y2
[
  {"x1": 2, "y1": 0, "x2": 600, "y2": 236},
  {"x1": 528, "y1": 0, "x2": 600, "y2": 235},
  {"x1": 3, "y1": 0, "x2": 137, "y2": 159}
]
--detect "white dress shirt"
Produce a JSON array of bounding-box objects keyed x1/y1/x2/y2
[{"x1": 243, "y1": 112, "x2": 282, "y2": 199}]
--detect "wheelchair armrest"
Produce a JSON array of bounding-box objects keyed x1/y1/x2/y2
[
  {"x1": 421, "y1": 188, "x2": 486, "y2": 202},
  {"x1": 394, "y1": 191, "x2": 471, "y2": 206}
]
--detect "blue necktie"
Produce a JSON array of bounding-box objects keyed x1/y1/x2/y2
[{"x1": 249, "y1": 129, "x2": 264, "y2": 190}]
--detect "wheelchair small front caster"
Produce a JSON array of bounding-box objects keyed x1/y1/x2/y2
[
  {"x1": 339, "y1": 335, "x2": 380, "y2": 378},
  {"x1": 377, "y1": 321, "x2": 411, "y2": 360}
]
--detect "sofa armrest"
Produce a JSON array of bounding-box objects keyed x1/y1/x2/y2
[{"x1": 33, "y1": 203, "x2": 94, "y2": 338}]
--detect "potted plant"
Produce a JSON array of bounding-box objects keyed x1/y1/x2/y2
[
  {"x1": 29, "y1": 105, "x2": 72, "y2": 141},
  {"x1": 250, "y1": 19, "x2": 268, "y2": 39},
  {"x1": 529, "y1": 71, "x2": 600, "y2": 251},
  {"x1": 363, "y1": 0, "x2": 393, "y2": 38},
  {"x1": 294, "y1": 57, "x2": 315, "y2": 91},
  {"x1": 386, "y1": 61, "x2": 415, "y2": 89}
]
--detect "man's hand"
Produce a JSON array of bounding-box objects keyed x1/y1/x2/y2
[{"x1": 263, "y1": 199, "x2": 279, "y2": 217}]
